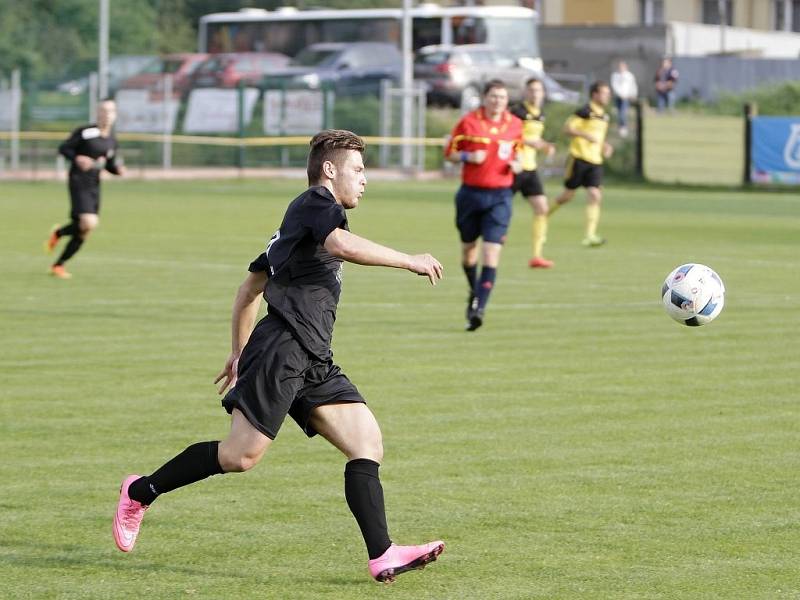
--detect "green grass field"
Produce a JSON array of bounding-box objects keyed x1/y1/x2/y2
[{"x1": 2, "y1": 178, "x2": 798, "y2": 599}]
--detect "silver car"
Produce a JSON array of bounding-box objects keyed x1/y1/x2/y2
[{"x1": 414, "y1": 44, "x2": 579, "y2": 110}]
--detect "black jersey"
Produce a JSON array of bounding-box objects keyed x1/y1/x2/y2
[
  {"x1": 248, "y1": 186, "x2": 348, "y2": 361},
  {"x1": 58, "y1": 124, "x2": 122, "y2": 188}
]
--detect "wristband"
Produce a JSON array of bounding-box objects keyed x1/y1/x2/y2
[{"x1": 460, "y1": 151, "x2": 470, "y2": 163}]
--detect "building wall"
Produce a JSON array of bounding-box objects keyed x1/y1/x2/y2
[{"x1": 538, "y1": 0, "x2": 778, "y2": 31}]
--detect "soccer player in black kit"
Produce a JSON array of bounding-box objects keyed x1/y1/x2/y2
[
  {"x1": 113, "y1": 130, "x2": 445, "y2": 583},
  {"x1": 45, "y1": 98, "x2": 126, "y2": 279}
]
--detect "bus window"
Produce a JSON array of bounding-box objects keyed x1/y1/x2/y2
[
  {"x1": 412, "y1": 17, "x2": 442, "y2": 49},
  {"x1": 451, "y1": 17, "x2": 487, "y2": 45},
  {"x1": 321, "y1": 19, "x2": 399, "y2": 46},
  {"x1": 483, "y1": 17, "x2": 538, "y2": 57}
]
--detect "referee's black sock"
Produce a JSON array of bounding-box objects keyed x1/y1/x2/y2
[
  {"x1": 476, "y1": 266, "x2": 497, "y2": 311},
  {"x1": 463, "y1": 264, "x2": 478, "y2": 292},
  {"x1": 128, "y1": 441, "x2": 224, "y2": 505},
  {"x1": 54, "y1": 236, "x2": 83, "y2": 266},
  {"x1": 56, "y1": 222, "x2": 78, "y2": 237},
  {"x1": 344, "y1": 458, "x2": 392, "y2": 560}
]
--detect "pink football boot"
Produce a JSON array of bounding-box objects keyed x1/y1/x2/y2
[
  {"x1": 368, "y1": 541, "x2": 445, "y2": 583},
  {"x1": 113, "y1": 475, "x2": 149, "y2": 552}
]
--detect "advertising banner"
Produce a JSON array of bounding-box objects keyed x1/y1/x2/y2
[
  {"x1": 751, "y1": 116, "x2": 800, "y2": 185},
  {"x1": 263, "y1": 89, "x2": 331, "y2": 135},
  {"x1": 116, "y1": 90, "x2": 179, "y2": 133},
  {"x1": 183, "y1": 88, "x2": 259, "y2": 133},
  {"x1": 0, "y1": 89, "x2": 20, "y2": 130}
]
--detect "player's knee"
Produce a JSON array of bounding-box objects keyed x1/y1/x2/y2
[{"x1": 220, "y1": 448, "x2": 264, "y2": 472}]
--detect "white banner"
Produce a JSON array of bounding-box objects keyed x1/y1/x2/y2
[
  {"x1": 263, "y1": 89, "x2": 331, "y2": 135},
  {"x1": 0, "y1": 89, "x2": 20, "y2": 130},
  {"x1": 183, "y1": 88, "x2": 259, "y2": 133},
  {"x1": 115, "y1": 90, "x2": 179, "y2": 133}
]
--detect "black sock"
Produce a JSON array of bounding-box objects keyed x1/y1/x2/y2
[
  {"x1": 463, "y1": 264, "x2": 477, "y2": 292},
  {"x1": 475, "y1": 266, "x2": 497, "y2": 311},
  {"x1": 344, "y1": 459, "x2": 392, "y2": 560},
  {"x1": 57, "y1": 222, "x2": 78, "y2": 237},
  {"x1": 128, "y1": 441, "x2": 224, "y2": 505},
  {"x1": 54, "y1": 236, "x2": 83, "y2": 266}
]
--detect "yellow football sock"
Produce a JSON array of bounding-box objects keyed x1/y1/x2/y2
[
  {"x1": 585, "y1": 203, "x2": 601, "y2": 238},
  {"x1": 532, "y1": 214, "x2": 548, "y2": 258},
  {"x1": 547, "y1": 201, "x2": 561, "y2": 217}
]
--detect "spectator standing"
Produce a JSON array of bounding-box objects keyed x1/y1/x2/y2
[
  {"x1": 610, "y1": 60, "x2": 638, "y2": 137},
  {"x1": 654, "y1": 57, "x2": 679, "y2": 113}
]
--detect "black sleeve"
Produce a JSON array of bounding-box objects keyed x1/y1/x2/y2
[
  {"x1": 575, "y1": 104, "x2": 591, "y2": 119},
  {"x1": 311, "y1": 203, "x2": 346, "y2": 244},
  {"x1": 58, "y1": 127, "x2": 83, "y2": 161},
  {"x1": 105, "y1": 139, "x2": 122, "y2": 175},
  {"x1": 248, "y1": 252, "x2": 271, "y2": 274}
]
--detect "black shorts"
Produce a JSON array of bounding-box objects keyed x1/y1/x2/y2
[
  {"x1": 221, "y1": 315, "x2": 365, "y2": 439},
  {"x1": 564, "y1": 156, "x2": 603, "y2": 190},
  {"x1": 69, "y1": 182, "x2": 100, "y2": 219},
  {"x1": 513, "y1": 170, "x2": 545, "y2": 197}
]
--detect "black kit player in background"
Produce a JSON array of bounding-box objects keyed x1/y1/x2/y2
[
  {"x1": 113, "y1": 130, "x2": 446, "y2": 583},
  {"x1": 45, "y1": 98, "x2": 126, "y2": 279}
]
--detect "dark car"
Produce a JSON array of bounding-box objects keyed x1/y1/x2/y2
[
  {"x1": 190, "y1": 52, "x2": 290, "y2": 88},
  {"x1": 414, "y1": 44, "x2": 580, "y2": 109},
  {"x1": 118, "y1": 53, "x2": 208, "y2": 97},
  {"x1": 265, "y1": 42, "x2": 402, "y2": 95}
]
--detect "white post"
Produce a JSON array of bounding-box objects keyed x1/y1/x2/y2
[
  {"x1": 162, "y1": 73, "x2": 173, "y2": 170},
  {"x1": 400, "y1": 0, "x2": 413, "y2": 169},
  {"x1": 10, "y1": 69, "x2": 21, "y2": 171},
  {"x1": 718, "y1": 0, "x2": 727, "y2": 54},
  {"x1": 89, "y1": 72, "x2": 98, "y2": 122},
  {"x1": 98, "y1": 0, "x2": 110, "y2": 99}
]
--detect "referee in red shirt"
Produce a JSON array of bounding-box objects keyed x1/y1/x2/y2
[{"x1": 445, "y1": 80, "x2": 523, "y2": 331}]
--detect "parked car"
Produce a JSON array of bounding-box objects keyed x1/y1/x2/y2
[
  {"x1": 118, "y1": 53, "x2": 208, "y2": 97},
  {"x1": 414, "y1": 44, "x2": 580, "y2": 109},
  {"x1": 265, "y1": 42, "x2": 402, "y2": 95},
  {"x1": 57, "y1": 55, "x2": 155, "y2": 96},
  {"x1": 190, "y1": 52, "x2": 290, "y2": 88}
]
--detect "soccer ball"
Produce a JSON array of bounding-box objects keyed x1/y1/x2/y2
[{"x1": 661, "y1": 263, "x2": 725, "y2": 326}]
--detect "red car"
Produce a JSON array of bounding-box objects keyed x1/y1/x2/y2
[
  {"x1": 118, "y1": 53, "x2": 208, "y2": 97},
  {"x1": 190, "y1": 52, "x2": 290, "y2": 88}
]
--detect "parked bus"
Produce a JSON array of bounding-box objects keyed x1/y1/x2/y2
[{"x1": 198, "y1": 4, "x2": 542, "y2": 71}]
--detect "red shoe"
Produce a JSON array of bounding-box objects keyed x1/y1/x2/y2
[
  {"x1": 44, "y1": 225, "x2": 60, "y2": 253},
  {"x1": 528, "y1": 257, "x2": 554, "y2": 269},
  {"x1": 49, "y1": 265, "x2": 72, "y2": 279},
  {"x1": 368, "y1": 541, "x2": 445, "y2": 583}
]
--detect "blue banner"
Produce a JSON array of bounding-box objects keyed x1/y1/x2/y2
[{"x1": 751, "y1": 116, "x2": 800, "y2": 185}]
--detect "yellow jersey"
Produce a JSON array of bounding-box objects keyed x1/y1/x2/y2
[
  {"x1": 509, "y1": 101, "x2": 545, "y2": 171},
  {"x1": 566, "y1": 102, "x2": 609, "y2": 165}
]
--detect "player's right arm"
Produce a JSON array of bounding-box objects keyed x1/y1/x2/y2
[
  {"x1": 214, "y1": 270, "x2": 268, "y2": 394},
  {"x1": 58, "y1": 128, "x2": 93, "y2": 171},
  {"x1": 323, "y1": 228, "x2": 443, "y2": 286}
]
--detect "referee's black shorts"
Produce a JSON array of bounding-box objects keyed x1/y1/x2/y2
[
  {"x1": 564, "y1": 156, "x2": 603, "y2": 190},
  {"x1": 222, "y1": 315, "x2": 365, "y2": 440},
  {"x1": 513, "y1": 169, "x2": 545, "y2": 197},
  {"x1": 69, "y1": 182, "x2": 100, "y2": 219}
]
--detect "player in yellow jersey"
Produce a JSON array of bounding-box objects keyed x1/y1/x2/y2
[
  {"x1": 510, "y1": 78, "x2": 557, "y2": 268},
  {"x1": 549, "y1": 81, "x2": 613, "y2": 247}
]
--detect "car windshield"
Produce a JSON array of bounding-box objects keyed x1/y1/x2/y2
[{"x1": 291, "y1": 48, "x2": 339, "y2": 67}]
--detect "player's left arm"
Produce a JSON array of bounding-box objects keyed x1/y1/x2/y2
[
  {"x1": 105, "y1": 143, "x2": 127, "y2": 176},
  {"x1": 323, "y1": 227, "x2": 443, "y2": 285}
]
